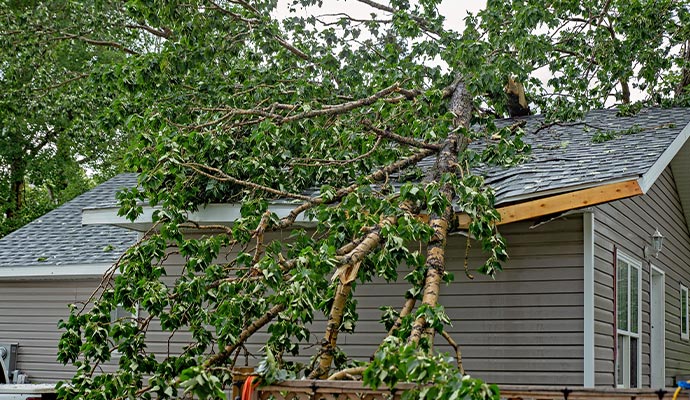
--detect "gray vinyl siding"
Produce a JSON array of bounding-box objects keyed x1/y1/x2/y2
[
  {"x1": 594, "y1": 167, "x2": 690, "y2": 387},
  {"x1": 159, "y1": 220, "x2": 585, "y2": 386},
  {"x1": 0, "y1": 218, "x2": 585, "y2": 386},
  {"x1": 309, "y1": 217, "x2": 586, "y2": 386},
  {"x1": 0, "y1": 279, "x2": 96, "y2": 382}
]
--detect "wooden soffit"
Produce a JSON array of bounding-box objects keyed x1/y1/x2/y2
[{"x1": 456, "y1": 179, "x2": 643, "y2": 229}]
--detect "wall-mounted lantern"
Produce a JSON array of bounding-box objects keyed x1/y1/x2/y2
[{"x1": 644, "y1": 228, "x2": 664, "y2": 259}]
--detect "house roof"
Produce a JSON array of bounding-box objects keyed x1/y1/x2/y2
[
  {"x1": 2, "y1": 108, "x2": 688, "y2": 277},
  {"x1": 0, "y1": 173, "x2": 139, "y2": 276},
  {"x1": 83, "y1": 107, "x2": 690, "y2": 231},
  {"x1": 474, "y1": 107, "x2": 690, "y2": 204}
]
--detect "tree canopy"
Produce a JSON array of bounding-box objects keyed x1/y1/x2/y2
[
  {"x1": 32, "y1": 0, "x2": 690, "y2": 399},
  {"x1": 0, "y1": 0, "x2": 142, "y2": 237}
]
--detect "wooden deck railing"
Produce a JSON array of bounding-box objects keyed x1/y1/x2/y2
[{"x1": 244, "y1": 380, "x2": 678, "y2": 400}]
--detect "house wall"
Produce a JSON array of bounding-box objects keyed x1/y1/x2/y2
[
  {"x1": 0, "y1": 279, "x2": 96, "y2": 382},
  {"x1": 0, "y1": 277, "x2": 201, "y2": 383},
  {"x1": 0, "y1": 217, "x2": 585, "y2": 386},
  {"x1": 593, "y1": 167, "x2": 690, "y2": 387},
  {"x1": 431, "y1": 216, "x2": 585, "y2": 385},
  {"x1": 247, "y1": 217, "x2": 586, "y2": 386}
]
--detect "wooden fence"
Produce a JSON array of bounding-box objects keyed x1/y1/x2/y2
[{"x1": 240, "y1": 380, "x2": 681, "y2": 400}]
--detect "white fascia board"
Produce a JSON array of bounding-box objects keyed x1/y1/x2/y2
[
  {"x1": 638, "y1": 120, "x2": 690, "y2": 193},
  {"x1": 0, "y1": 263, "x2": 114, "y2": 280},
  {"x1": 0, "y1": 384, "x2": 58, "y2": 394},
  {"x1": 82, "y1": 203, "x2": 315, "y2": 230},
  {"x1": 583, "y1": 211, "x2": 595, "y2": 387}
]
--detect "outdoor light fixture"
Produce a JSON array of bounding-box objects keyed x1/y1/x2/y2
[
  {"x1": 651, "y1": 228, "x2": 664, "y2": 257},
  {"x1": 644, "y1": 228, "x2": 665, "y2": 259}
]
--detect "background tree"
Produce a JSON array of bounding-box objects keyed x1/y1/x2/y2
[
  {"x1": 49, "y1": 0, "x2": 690, "y2": 399},
  {"x1": 0, "y1": 0, "x2": 143, "y2": 237}
]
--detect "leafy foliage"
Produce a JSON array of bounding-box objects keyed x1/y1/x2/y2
[
  {"x1": 23, "y1": 0, "x2": 689, "y2": 399},
  {"x1": 0, "y1": 0, "x2": 135, "y2": 237},
  {"x1": 365, "y1": 337, "x2": 499, "y2": 400}
]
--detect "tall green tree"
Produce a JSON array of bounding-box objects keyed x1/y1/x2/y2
[
  {"x1": 50, "y1": 0, "x2": 690, "y2": 399},
  {"x1": 0, "y1": 0, "x2": 143, "y2": 237}
]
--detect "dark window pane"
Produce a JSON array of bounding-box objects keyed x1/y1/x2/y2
[
  {"x1": 617, "y1": 334, "x2": 624, "y2": 386},
  {"x1": 617, "y1": 261, "x2": 629, "y2": 331},
  {"x1": 631, "y1": 266, "x2": 639, "y2": 334},
  {"x1": 630, "y1": 337, "x2": 638, "y2": 388}
]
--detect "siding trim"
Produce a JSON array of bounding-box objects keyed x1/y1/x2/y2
[
  {"x1": 638, "y1": 120, "x2": 690, "y2": 194},
  {"x1": 0, "y1": 263, "x2": 113, "y2": 279},
  {"x1": 584, "y1": 211, "x2": 595, "y2": 387}
]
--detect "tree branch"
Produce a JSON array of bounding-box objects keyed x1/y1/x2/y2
[
  {"x1": 291, "y1": 136, "x2": 383, "y2": 166},
  {"x1": 124, "y1": 23, "x2": 172, "y2": 39},
  {"x1": 309, "y1": 216, "x2": 397, "y2": 379},
  {"x1": 440, "y1": 330, "x2": 465, "y2": 375},
  {"x1": 280, "y1": 83, "x2": 401, "y2": 123},
  {"x1": 36, "y1": 73, "x2": 89, "y2": 93},
  {"x1": 182, "y1": 163, "x2": 312, "y2": 201},
  {"x1": 410, "y1": 79, "x2": 471, "y2": 345},
  {"x1": 387, "y1": 296, "x2": 416, "y2": 336},
  {"x1": 203, "y1": 303, "x2": 285, "y2": 368},
  {"x1": 354, "y1": 0, "x2": 442, "y2": 36},
  {"x1": 52, "y1": 33, "x2": 139, "y2": 55},
  {"x1": 362, "y1": 120, "x2": 443, "y2": 150},
  {"x1": 327, "y1": 366, "x2": 367, "y2": 380}
]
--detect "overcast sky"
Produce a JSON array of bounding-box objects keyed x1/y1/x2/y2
[
  {"x1": 276, "y1": 0, "x2": 487, "y2": 32},
  {"x1": 275, "y1": 1, "x2": 643, "y2": 103}
]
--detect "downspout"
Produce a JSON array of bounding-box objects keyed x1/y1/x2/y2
[{"x1": 584, "y1": 211, "x2": 595, "y2": 387}]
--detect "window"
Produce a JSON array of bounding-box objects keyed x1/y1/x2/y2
[
  {"x1": 616, "y1": 254, "x2": 641, "y2": 388},
  {"x1": 111, "y1": 304, "x2": 139, "y2": 323},
  {"x1": 111, "y1": 304, "x2": 139, "y2": 353},
  {"x1": 681, "y1": 285, "x2": 689, "y2": 341}
]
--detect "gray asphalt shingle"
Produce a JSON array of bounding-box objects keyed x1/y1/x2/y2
[
  {"x1": 0, "y1": 173, "x2": 139, "y2": 268},
  {"x1": 475, "y1": 107, "x2": 690, "y2": 204},
  {"x1": 2, "y1": 107, "x2": 689, "y2": 270}
]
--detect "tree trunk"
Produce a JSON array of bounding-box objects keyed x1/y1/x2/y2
[
  {"x1": 408, "y1": 210, "x2": 452, "y2": 345},
  {"x1": 676, "y1": 40, "x2": 690, "y2": 97},
  {"x1": 308, "y1": 220, "x2": 393, "y2": 378},
  {"x1": 409, "y1": 79, "x2": 472, "y2": 345},
  {"x1": 6, "y1": 160, "x2": 26, "y2": 220},
  {"x1": 620, "y1": 79, "x2": 631, "y2": 104},
  {"x1": 309, "y1": 282, "x2": 353, "y2": 379}
]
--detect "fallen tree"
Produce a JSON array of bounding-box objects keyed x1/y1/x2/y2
[{"x1": 47, "y1": 0, "x2": 690, "y2": 399}]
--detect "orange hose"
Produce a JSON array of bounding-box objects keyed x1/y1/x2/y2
[{"x1": 241, "y1": 375, "x2": 259, "y2": 400}]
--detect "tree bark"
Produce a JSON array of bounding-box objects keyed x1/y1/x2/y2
[
  {"x1": 203, "y1": 303, "x2": 286, "y2": 368},
  {"x1": 408, "y1": 213, "x2": 451, "y2": 345},
  {"x1": 387, "y1": 296, "x2": 416, "y2": 336},
  {"x1": 409, "y1": 79, "x2": 472, "y2": 345},
  {"x1": 308, "y1": 219, "x2": 394, "y2": 378},
  {"x1": 6, "y1": 159, "x2": 26, "y2": 220},
  {"x1": 309, "y1": 282, "x2": 353, "y2": 379},
  {"x1": 676, "y1": 40, "x2": 690, "y2": 97},
  {"x1": 620, "y1": 79, "x2": 631, "y2": 104}
]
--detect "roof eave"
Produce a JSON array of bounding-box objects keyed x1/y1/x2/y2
[
  {"x1": 457, "y1": 179, "x2": 643, "y2": 228},
  {"x1": 0, "y1": 263, "x2": 114, "y2": 280},
  {"x1": 637, "y1": 119, "x2": 690, "y2": 194},
  {"x1": 82, "y1": 203, "x2": 316, "y2": 232}
]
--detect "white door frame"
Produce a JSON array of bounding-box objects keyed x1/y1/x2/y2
[{"x1": 650, "y1": 265, "x2": 666, "y2": 388}]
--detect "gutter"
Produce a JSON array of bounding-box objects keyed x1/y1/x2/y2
[{"x1": 0, "y1": 263, "x2": 114, "y2": 280}]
